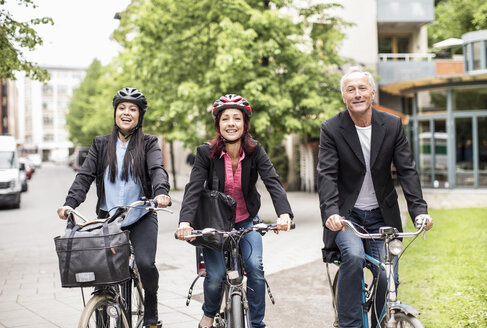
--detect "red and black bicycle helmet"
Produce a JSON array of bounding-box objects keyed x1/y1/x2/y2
[
  {"x1": 212, "y1": 94, "x2": 252, "y2": 120},
  {"x1": 112, "y1": 87, "x2": 148, "y2": 113}
]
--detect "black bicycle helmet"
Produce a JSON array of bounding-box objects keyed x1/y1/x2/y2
[
  {"x1": 112, "y1": 87, "x2": 148, "y2": 113},
  {"x1": 212, "y1": 94, "x2": 252, "y2": 120}
]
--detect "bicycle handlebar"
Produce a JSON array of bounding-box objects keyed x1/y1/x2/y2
[
  {"x1": 178, "y1": 222, "x2": 295, "y2": 240},
  {"x1": 64, "y1": 198, "x2": 173, "y2": 223},
  {"x1": 340, "y1": 219, "x2": 425, "y2": 239}
]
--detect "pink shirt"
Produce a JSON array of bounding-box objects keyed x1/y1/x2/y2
[{"x1": 220, "y1": 150, "x2": 250, "y2": 223}]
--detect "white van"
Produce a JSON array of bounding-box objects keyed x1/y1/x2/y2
[{"x1": 0, "y1": 136, "x2": 21, "y2": 208}]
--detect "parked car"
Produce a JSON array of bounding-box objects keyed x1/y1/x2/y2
[
  {"x1": 0, "y1": 135, "x2": 21, "y2": 208},
  {"x1": 19, "y1": 162, "x2": 28, "y2": 192},
  {"x1": 27, "y1": 153, "x2": 42, "y2": 168},
  {"x1": 19, "y1": 157, "x2": 34, "y2": 179}
]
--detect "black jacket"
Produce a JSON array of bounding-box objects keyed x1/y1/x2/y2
[
  {"x1": 179, "y1": 142, "x2": 293, "y2": 226},
  {"x1": 317, "y1": 108, "x2": 428, "y2": 250},
  {"x1": 64, "y1": 134, "x2": 170, "y2": 215}
]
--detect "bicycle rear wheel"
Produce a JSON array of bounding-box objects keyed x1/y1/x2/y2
[
  {"x1": 78, "y1": 294, "x2": 130, "y2": 328},
  {"x1": 380, "y1": 312, "x2": 424, "y2": 328}
]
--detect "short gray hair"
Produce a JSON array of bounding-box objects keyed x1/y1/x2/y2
[{"x1": 340, "y1": 66, "x2": 376, "y2": 96}]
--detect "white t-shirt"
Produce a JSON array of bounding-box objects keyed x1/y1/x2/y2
[{"x1": 354, "y1": 125, "x2": 379, "y2": 210}]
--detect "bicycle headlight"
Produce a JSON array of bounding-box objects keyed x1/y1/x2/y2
[{"x1": 389, "y1": 239, "x2": 403, "y2": 256}]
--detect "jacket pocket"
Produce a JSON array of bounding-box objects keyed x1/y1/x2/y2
[{"x1": 384, "y1": 188, "x2": 398, "y2": 208}]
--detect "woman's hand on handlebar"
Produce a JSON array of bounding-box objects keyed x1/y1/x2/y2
[
  {"x1": 325, "y1": 214, "x2": 345, "y2": 232},
  {"x1": 57, "y1": 206, "x2": 73, "y2": 220},
  {"x1": 176, "y1": 222, "x2": 195, "y2": 241},
  {"x1": 276, "y1": 213, "x2": 292, "y2": 233},
  {"x1": 154, "y1": 194, "x2": 171, "y2": 208}
]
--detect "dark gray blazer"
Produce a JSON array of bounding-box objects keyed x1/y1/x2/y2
[
  {"x1": 64, "y1": 134, "x2": 170, "y2": 215},
  {"x1": 179, "y1": 142, "x2": 293, "y2": 227},
  {"x1": 317, "y1": 108, "x2": 428, "y2": 250}
]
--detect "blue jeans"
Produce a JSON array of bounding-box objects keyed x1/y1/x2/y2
[
  {"x1": 202, "y1": 217, "x2": 266, "y2": 328},
  {"x1": 335, "y1": 208, "x2": 399, "y2": 328}
]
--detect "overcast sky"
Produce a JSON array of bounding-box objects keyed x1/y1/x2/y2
[{"x1": 5, "y1": 0, "x2": 131, "y2": 68}]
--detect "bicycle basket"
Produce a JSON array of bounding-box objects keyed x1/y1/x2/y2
[{"x1": 54, "y1": 216, "x2": 130, "y2": 288}]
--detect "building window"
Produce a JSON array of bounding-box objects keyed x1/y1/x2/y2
[
  {"x1": 43, "y1": 134, "x2": 54, "y2": 142},
  {"x1": 417, "y1": 89, "x2": 447, "y2": 114},
  {"x1": 472, "y1": 41, "x2": 482, "y2": 70},
  {"x1": 378, "y1": 36, "x2": 410, "y2": 55},
  {"x1": 453, "y1": 86, "x2": 487, "y2": 111},
  {"x1": 478, "y1": 116, "x2": 487, "y2": 187},
  {"x1": 42, "y1": 84, "x2": 54, "y2": 94},
  {"x1": 455, "y1": 118, "x2": 474, "y2": 187}
]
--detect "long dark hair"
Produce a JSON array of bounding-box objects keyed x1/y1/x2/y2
[
  {"x1": 209, "y1": 110, "x2": 257, "y2": 157},
  {"x1": 106, "y1": 125, "x2": 145, "y2": 183}
]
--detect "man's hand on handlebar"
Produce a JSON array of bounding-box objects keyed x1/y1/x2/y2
[
  {"x1": 414, "y1": 214, "x2": 433, "y2": 231},
  {"x1": 57, "y1": 206, "x2": 73, "y2": 220},
  {"x1": 325, "y1": 214, "x2": 345, "y2": 232},
  {"x1": 154, "y1": 194, "x2": 171, "y2": 208},
  {"x1": 176, "y1": 222, "x2": 195, "y2": 241}
]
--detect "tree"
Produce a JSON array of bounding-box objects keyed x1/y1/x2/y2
[
  {"x1": 0, "y1": 0, "x2": 53, "y2": 81},
  {"x1": 113, "y1": 0, "x2": 348, "y2": 152},
  {"x1": 429, "y1": 0, "x2": 487, "y2": 45}
]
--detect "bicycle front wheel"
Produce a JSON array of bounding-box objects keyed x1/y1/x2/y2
[
  {"x1": 78, "y1": 294, "x2": 130, "y2": 328},
  {"x1": 230, "y1": 294, "x2": 244, "y2": 328},
  {"x1": 381, "y1": 312, "x2": 424, "y2": 328}
]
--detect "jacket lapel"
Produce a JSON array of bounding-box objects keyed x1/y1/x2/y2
[
  {"x1": 339, "y1": 111, "x2": 366, "y2": 167},
  {"x1": 241, "y1": 154, "x2": 251, "y2": 197},
  {"x1": 370, "y1": 108, "x2": 386, "y2": 169},
  {"x1": 212, "y1": 156, "x2": 226, "y2": 191}
]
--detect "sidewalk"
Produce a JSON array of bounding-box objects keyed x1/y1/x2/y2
[{"x1": 0, "y1": 178, "x2": 485, "y2": 327}]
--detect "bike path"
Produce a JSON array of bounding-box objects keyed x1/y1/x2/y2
[{"x1": 0, "y1": 176, "x2": 486, "y2": 327}]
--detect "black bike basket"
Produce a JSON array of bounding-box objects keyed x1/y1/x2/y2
[{"x1": 54, "y1": 216, "x2": 130, "y2": 288}]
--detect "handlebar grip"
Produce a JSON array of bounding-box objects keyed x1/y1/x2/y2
[{"x1": 290, "y1": 222, "x2": 296, "y2": 230}]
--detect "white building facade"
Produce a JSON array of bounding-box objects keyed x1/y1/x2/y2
[{"x1": 15, "y1": 67, "x2": 85, "y2": 162}]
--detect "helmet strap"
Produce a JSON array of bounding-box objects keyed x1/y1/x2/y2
[
  {"x1": 219, "y1": 133, "x2": 242, "y2": 144},
  {"x1": 116, "y1": 125, "x2": 138, "y2": 141}
]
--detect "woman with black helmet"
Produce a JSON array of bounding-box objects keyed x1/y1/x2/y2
[
  {"x1": 175, "y1": 94, "x2": 294, "y2": 328},
  {"x1": 57, "y1": 88, "x2": 171, "y2": 328}
]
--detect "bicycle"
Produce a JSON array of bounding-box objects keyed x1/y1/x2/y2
[
  {"x1": 325, "y1": 219, "x2": 428, "y2": 328},
  {"x1": 183, "y1": 222, "x2": 294, "y2": 328},
  {"x1": 63, "y1": 199, "x2": 172, "y2": 328}
]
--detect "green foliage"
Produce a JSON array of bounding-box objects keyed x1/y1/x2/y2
[
  {"x1": 429, "y1": 0, "x2": 487, "y2": 45},
  {"x1": 399, "y1": 207, "x2": 487, "y2": 327},
  {"x1": 111, "y1": 0, "x2": 347, "y2": 151},
  {"x1": 0, "y1": 0, "x2": 52, "y2": 81}
]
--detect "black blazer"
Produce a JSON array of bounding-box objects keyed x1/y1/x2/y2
[
  {"x1": 317, "y1": 108, "x2": 428, "y2": 250},
  {"x1": 179, "y1": 142, "x2": 293, "y2": 226}
]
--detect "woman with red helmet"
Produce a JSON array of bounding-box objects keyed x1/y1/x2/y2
[
  {"x1": 57, "y1": 88, "x2": 171, "y2": 328},
  {"x1": 176, "y1": 94, "x2": 294, "y2": 328}
]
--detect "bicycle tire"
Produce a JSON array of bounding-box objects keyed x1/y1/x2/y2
[
  {"x1": 78, "y1": 294, "x2": 130, "y2": 328},
  {"x1": 230, "y1": 293, "x2": 244, "y2": 328},
  {"x1": 122, "y1": 270, "x2": 145, "y2": 328},
  {"x1": 380, "y1": 312, "x2": 424, "y2": 328}
]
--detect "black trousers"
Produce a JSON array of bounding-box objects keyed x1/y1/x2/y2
[{"x1": 124, "y1": 211, "x2": 159, "y2": 323}]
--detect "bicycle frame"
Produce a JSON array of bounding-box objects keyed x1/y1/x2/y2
[
  {"x1": 327, "y1": 220, "x2": 426, "y2": 328},
  {"x1": 66, "y1": 198, "x2": 173, "y2": 328},
  {"x1": 184, "y1": 223, "x2": 292, "y2": 328}
]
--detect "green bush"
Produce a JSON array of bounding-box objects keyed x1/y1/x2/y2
[{"x1": 399, "y1": 207, "x2": 487, "y2": 327}]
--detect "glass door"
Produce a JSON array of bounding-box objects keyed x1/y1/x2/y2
[{"x1": 418, "y1": 119, "x2": 448, "y2": 187}]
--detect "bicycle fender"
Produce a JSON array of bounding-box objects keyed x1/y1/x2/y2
[{"x1": 391, "y1": 303, "x2": 420, "y2": 316}]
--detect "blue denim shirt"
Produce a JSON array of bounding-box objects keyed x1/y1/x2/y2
[{"x1": 101, "y1": 138, "x2": 147, "y2": 227}]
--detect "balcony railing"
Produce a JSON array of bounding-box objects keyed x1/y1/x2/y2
[
  {"x1": 379, "y1": 53, "x2": 436, "y2": 62},
  {"x1": 378, "y1": 53, "x2": 436, "y2": 85}
]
